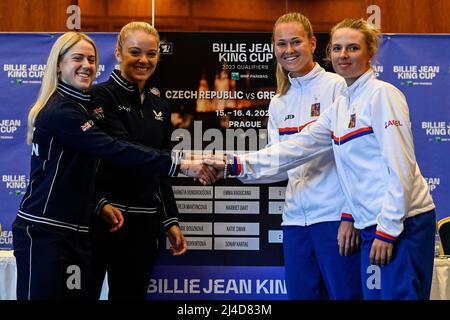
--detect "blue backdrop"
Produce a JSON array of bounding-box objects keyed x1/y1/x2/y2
[{"x1": 0, "y1": 33, "x2": 448, "y2": 300}]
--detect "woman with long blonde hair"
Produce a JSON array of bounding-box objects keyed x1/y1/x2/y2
[
  {"x1": 233, "y1": 12, "x2": 362, "y2": 300},
  {"x1": 13, "y1": 31, "x2": 211, "y2": 300}
]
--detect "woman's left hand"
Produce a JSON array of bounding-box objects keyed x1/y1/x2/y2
[
  {"x1": 337, "y1": 220, "x2": 360, "y2": 256},
  {"x1": 101, "y1": 204, "x2": 124, "y2": 232},
  {"x1": 370, "y1": 238, "x2": 394, "y2": 266},
  {"x1": 167, "y1": 224, "x2": 188, "y2": 256}
]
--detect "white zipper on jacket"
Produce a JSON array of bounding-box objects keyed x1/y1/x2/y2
[
  {"x1": 338, "y1": 90, "x2": 358, "y2": 219},
  {"x1": 295, "y1": 78, "x2": 309, "y2": 226}
]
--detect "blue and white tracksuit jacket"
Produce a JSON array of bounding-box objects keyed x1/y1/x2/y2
[
  {"x1": 231, "y1": 69, "x2": 435, "y2": 241},
  {"x1": 239, "y1": 63, "x2": 349, "y2": 226}
]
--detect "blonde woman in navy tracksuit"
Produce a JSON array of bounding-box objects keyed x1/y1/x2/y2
[
  {"x1": 12, "y1": 32, "x2": 213, "y2": 300},
  {"x1": 89, "y1": 22, "x2": 188, "y2": 300}
]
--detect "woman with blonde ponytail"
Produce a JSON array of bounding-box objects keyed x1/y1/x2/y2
[
  {"x1": 89, "y1": 21, "x2": 187, "y2": 301},
  {"x1": 218, "y1": 13, "x2": 362, "y2": 300},
  {"x1": 265, "y1": 12, "x2": 362, "y2": 300},
  {"x1": 13, "y1": 32, "x2": 213, "y2": 300},
  {"x1": 213, "y1": 18, "x2": 436, "y2": 300}
]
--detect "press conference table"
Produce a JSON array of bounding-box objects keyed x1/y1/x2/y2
[
  {"x1": 1, "y1": 250, "x2": 449, "y2": 300},
  {"x1": 0, "y1": 250, "x2": 16, "y2": 300},
  {"x1": 431, "y1": 256, "x2": 450, "y2": 300}
]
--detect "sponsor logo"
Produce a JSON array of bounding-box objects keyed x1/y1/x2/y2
[
  {"x1": 117, "y1": 105, "x2": 131, "y2": 112},
  {"x1": 153, "y1": 110, "x2": 163, "y2": 121},
  {"x1": 384, "y1": 119, "x2": 403, "y2": 129},
  {"x1": 394, "y1": 65, "x2": 439, "y2": 86},
  {"x1": 0, "y1": 119, "x2": 21, "y2": 139},
  {"x1": 0, "y1": 229, "x2": 13, "y2": 246},
  {"x1": 212, "y1": 43, "x2": 274, "y2": 63},
  {"x1": 372, "y1": 64, "x2": 384, "y2": 77},
  {"x1": 159, "y1": 43, "x2": 173, "y2": 54},
  {"x1": 0, "y1": 64, "x2": 113, "y2": 84},
  {"x1": 424, "y1": 177, "x2": 440, "y2": 192},
  {"x1": 284, "y1": 114, "x2": 294, "y2": 121},
  {"x1": 422, "y1": 121, "x2": 450, "y2": 142},
  {"x1": 2, "y1": 175, "x2": 28, "y2": 196},
  {"x1": 236, "y1": 73, "x2": 268, "y2": 79}
]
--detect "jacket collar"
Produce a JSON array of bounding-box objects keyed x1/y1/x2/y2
[
  {"x1": 110, "y1": 69, "x2": 151, "y2": 94},
  {"x1": 288, "y1": 63, "x2": 323, "y2": 88},
  {"x1": 57, "y1": 81, "x2": 91, "y2": 103},
  {"x1": 343, "y1": 68, "x2": 375, "y2": 97}
]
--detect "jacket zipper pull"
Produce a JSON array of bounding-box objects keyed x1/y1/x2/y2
[{"x1": 139, "y1": 91, "x2": 146, "y2": 118}]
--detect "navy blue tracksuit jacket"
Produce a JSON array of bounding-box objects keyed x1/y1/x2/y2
[
  {"x1": 17, "y1": 81, "x2": 180, "y2": 232},
  {"x1": 13, "y1": 81, "x2": 180, "y2": 299}
]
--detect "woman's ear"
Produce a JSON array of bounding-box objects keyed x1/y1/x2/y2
[
  {"x1": 114, "y1": 48, "x2": 122, "y2": 63},
  {"x1": 368, "y1": 52, "x2": 374, "y2": 66},
  {"x1": 310, "y1": 36, "x2": 317, "y2": 54}
]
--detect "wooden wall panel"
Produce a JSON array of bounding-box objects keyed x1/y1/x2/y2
[
  {"x1": 370, "y1": 0, "x2": 450, "y2": 33},
  {"x1": 153, "y1": 0, "x2": 191, "y2": 16},
  {"x1": 0, "y1": 0, "x2": 71, "y2": 32},
  {"x1": 107, "y1": 0, "x2": 153, "y2": 17},
  {"x1": 78, "y1": 0, "x2": 107, "y2": 16},
  {"x1": 190, "y1": 0, "x2": 285, "y2": 31},
  {"x1": 106, "y1": 0, "x2": 189, "y2": 18},
  {"x1": 289, "y1": 0, "x2": 367, "y2": 32},
  {"x1": 192, "y1": 0, "x2": 284, "y2": 21},
  {"x1": 0, "y1": 0, "x2": 448, "y2": 33}
]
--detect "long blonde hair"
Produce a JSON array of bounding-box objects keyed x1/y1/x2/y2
[
  {"x1": 272, "y1": 12, "x2": 314, "y2": 96},
  {"x1": 116, "y1": 21, "x2": 160, "y2": 56},
  {"x1": 26, "y1": 32, "x2": 98, "y2": 144}
]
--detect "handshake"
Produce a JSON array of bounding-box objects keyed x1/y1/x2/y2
[{"x1": 179, "y1": 154, "x2": 231, "y2": 185}]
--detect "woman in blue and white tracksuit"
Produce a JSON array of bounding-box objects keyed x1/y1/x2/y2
[
  {"x1": 239, "y1": 13, "x2": 362, "y2": 300},
  {"x1": 221, "y1": 18, "x2": 435, "y2": 300}
]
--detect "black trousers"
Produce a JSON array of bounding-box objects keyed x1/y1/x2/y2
[
  {"x1": 12, "y1": 218, "x2": 92, "y2": 300},
  {"x1": 89, "y1": 212, "x2": 160, "y2": 300}
]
